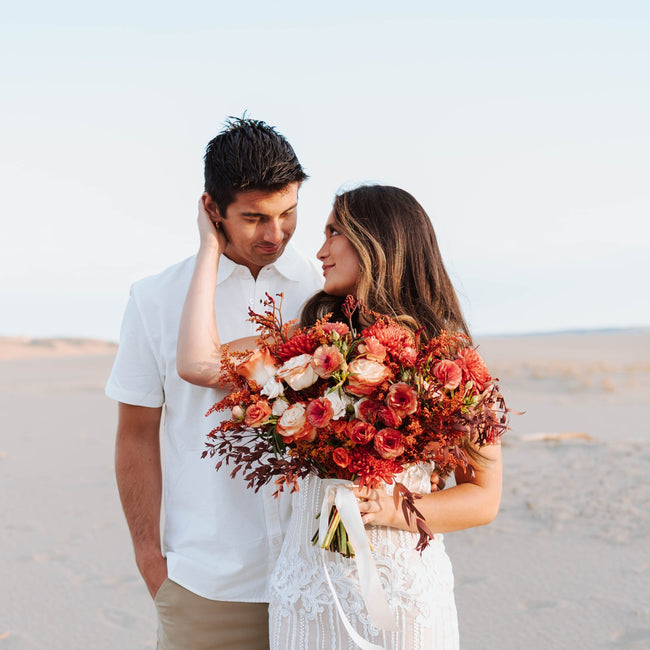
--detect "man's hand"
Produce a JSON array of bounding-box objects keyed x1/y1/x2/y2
[{"x1": 136, "y1": 547, "x2": 168, "y2": 599}]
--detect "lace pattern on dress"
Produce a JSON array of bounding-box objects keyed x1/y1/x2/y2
[{"x1": 269, "y1": 465, "x2": 459, "y2": 650}]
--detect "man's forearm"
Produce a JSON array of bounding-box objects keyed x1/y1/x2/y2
[{"x1": 115, "y1": 404, "x2": 167, "y2": 596}]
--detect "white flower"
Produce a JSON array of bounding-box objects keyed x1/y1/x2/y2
[
  {"x1": 261, "y1": 377, "x2": 285, "y2": 399},
  {"x1": 276, "y1": 354, "x2": 319, "y2": 391},
  {"x1": 272, "y1": 397, "x2": 289, "y2": 416},
  {"x1": 326, "y1": 388, "x2": 354, "y2": 420}
]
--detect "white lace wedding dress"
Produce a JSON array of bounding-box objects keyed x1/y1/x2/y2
[{"x1": 269, "y1": 465, "x2": 459, "y2": 650}]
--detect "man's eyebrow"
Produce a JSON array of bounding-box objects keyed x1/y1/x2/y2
[{"x1": 240, "y1": 202, "x2": 298, "y2": 218}]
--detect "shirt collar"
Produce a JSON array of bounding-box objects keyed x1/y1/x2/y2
[{"x1": 215, "y1": 242, "x2": 306, "y2": 285}]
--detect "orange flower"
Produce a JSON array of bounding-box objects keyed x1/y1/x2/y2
[
  {"x1": 244, "y1": 401, "x2": 272, "y2": 427},
  {"x1": 457, "y1": 348, "x2": 491, "y2": 391},
  {"x1": 311, "y1": 345, "x2": 345, "y2": 378},
  {"x1": 347, "y1": 420, "x2": 376, "y2": 445},
  {"x1": 373, "y1": 428, "x2": 405, "y2": 459},
  {"x1": 433, "y1": 359, "x2": 462, "y2": 390},
  {"x1": 332, "y1": 447, "x2": 350, "y2": 468},
  {"x1": 357, "y1": 336, "x2": 386, "y2": 362},
  {"x1": 322, "y1": 322, "x2": 350, "y2": 338},
  {"x1": 362, "y1": 321, "x2": 415, "y2": 359},
  {"x1": 386, "y1": 382, "x2": 418, "y2": 417},
  {"x1": 377, "y1": 406, "x2": 402, "y2": 428},
  {"x1": 346, "y1": 358, "x2": 392, "y2": 396},
  {"x1": 276, "y1": 403, "x2": 316, "y2": 443},
  {"x1": 237, "y1": 348, "x2": 278, "y2": 386},
  {"x1": 306, "y1": 397, "x2": 334, "y2": 427}
]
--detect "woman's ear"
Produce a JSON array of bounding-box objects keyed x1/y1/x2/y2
[{"x1": 202, "y1": 193, "x2": 221, "y2": 222}]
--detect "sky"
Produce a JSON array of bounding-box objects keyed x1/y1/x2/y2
[{"x1": 2, "y1": 1, "x2": 649, "y2": 340}]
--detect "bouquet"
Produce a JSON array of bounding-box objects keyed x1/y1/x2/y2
[{"x1": 203, "y1": 294, "x2": 509, "y2": 556}]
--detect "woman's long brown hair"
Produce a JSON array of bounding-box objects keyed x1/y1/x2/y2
[{"x1": 301, "y1": 185, "x2": 470, "y2": 342}]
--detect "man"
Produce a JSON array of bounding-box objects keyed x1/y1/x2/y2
[{"x1": 106, "y1": 117, "x2": 323, "y2": 649}]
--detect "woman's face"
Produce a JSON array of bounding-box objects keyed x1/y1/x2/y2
[{"x1": 317, "y1": 211, "x2": 361, "y2": 296}]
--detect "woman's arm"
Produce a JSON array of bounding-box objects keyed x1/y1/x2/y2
[
  {"x1": 354, "y1": 441, "x2": 502, "y2": 534},
  {"x1": 176, "y1": 197, "x2": 258, "y2": 388}
]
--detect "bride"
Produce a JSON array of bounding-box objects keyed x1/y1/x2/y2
[{"x1": 177, "y1": 184, "x2": 502, "y2": 650}]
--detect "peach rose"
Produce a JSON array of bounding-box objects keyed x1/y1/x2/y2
[
  {"x1": 276, "y1": 403, "x2": 316, "y2": 443},
  {"x1": 386, "y1": 382, "x2": 418, "y2": 418},
  {"x1": 433, "y1": 359, "x2": 463, "y2": 390},
  {"x1": 373, "y1": 428, "x2": 405, "y2": 459},
  {"x1": 347, "y1": 420, "x2": 376, "y2": 445},
  {"x1": 311, "y1": 345, "x2": 345, "y2": 378},
  {"x1": 237, "y1": 348, "x2": 278, "y2": 386},
  {"x1": 277, "y1": 354, "x2": 319, "y2": 391},
  {"x1": 244, "y1": 400, "x2": 272, "y2": 427},
  {"x1": 305, "y1": 397, "x2": 334, "y2": 427},
  {"x1": 346, "y1": 358, "x2": 392, "y2": 396},
  {"x1": 332, "y1": 447, "x2": 350, "y2": 468}
]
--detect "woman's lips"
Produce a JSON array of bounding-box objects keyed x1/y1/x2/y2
[{"x1": 322, "y1": 264, "x2": 333, "y2": 276}]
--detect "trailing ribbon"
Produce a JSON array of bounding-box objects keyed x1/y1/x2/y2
[{"x1": 318, "y1": 480, "x2": 397, "y2": 649}]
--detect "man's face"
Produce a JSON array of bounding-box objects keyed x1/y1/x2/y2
[{"x1": 214, "y1": 183, "x2": 299, "y2": 278}]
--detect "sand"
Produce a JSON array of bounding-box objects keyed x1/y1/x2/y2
[{"x1": 1, "y1": 331, "x2": 649, "y2": 649}]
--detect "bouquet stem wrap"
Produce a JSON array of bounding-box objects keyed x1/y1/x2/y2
[{"x1": 318, "y1": 480, "x2": 397, "y2": 647}]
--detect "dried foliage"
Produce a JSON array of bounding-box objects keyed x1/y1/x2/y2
[{"x1": 203, "y1": 294, "x2": 510, "y2": 553}]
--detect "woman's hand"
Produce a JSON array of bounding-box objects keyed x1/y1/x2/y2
[
  {"x1": 198, "y1": 196, "x2": 227, "y2": 253},
  {"x1": 352, "y1": 484, "x2": 398, "y2": 528}
]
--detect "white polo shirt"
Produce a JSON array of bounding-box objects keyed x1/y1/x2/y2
[{"x1": 106, "y1": 244, "x2": 322, "y2": 601}]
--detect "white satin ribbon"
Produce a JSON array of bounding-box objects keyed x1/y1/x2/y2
[{"x1": 318, "y1": 480, "x2": 397, "y2": 649}]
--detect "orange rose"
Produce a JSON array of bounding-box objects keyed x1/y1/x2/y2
[
  {"x1": 346, "y1": 358, "x2": 392, "y2": 396},
  {"x1": 332, "y1": 447, "x2": 351, "y2": 468},
  {"x1": 237, "y1": 348, "x2": 278, "y2": 386},
  {"x1": 276, "y1": 403, "x2": 316, "y2": 443},
  {"x1": 244, "y1": 401, "x2": 272, "y2": 427},
  {"x1": 347, "y1": 420, "x2": 376, "y2": 445},
  {"x1": 373, "y1": 428, "x2": 405, "y2": 459},
  {"x1": 277, "y1": 354, "x2": 319, "y2": 391},
  {"x1": 311, "y1": 345, "x2": 345, "y2": 378},
  {"x1": 433, "y1": 359, "x2": 462, "y2": 390},
  {"x1": 386, "y1": 382, "x2": 418, "y2": 418}
]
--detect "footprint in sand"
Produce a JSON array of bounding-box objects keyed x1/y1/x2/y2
[
  {"x1": 610, "y1": 626, "x2": 650, "y2": 648},
  {"x1": 518, "y1": 599, "x2": 562, "y2": 611},
  {"x1": 101, "y1": 608, "x2": 140, "y2": 630}
]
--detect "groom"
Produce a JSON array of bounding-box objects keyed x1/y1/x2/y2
[{"x1": 106, "y1": 117, "x2": 323, "y2": 649}]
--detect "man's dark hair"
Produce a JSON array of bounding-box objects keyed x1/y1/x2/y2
[{"x1": 204, "y1": 116, "x2": 308, "y2": 218}]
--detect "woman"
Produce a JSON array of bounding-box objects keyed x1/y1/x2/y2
[{"x1": 178, "y1": 185, "x2": 502, "y2": 650}]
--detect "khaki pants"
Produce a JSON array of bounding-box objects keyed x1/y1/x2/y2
[{"x1": 154, "y1": 578, "x2": 269, "y2": 649}]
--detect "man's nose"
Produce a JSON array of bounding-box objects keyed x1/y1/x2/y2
[{"x1": 264, "y1": 218, "x2": 284, "y2": 243}]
